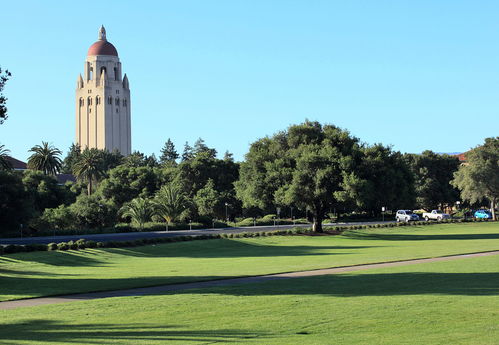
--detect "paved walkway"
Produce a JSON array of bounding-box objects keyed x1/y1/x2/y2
[
  {"x1": 0, "y1": 221, "x2": 392, "y2": 245},
  {"x1": 1, "y1": 250, "x2": 498, "y2": 310}
]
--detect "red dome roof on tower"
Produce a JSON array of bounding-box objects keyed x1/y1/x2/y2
[
  {"x1": 87, "y1": 25, "x2": 118, "y2": 56},
  {"x1": 87, "y1": 41, "x2": 118, "y2": 56}
]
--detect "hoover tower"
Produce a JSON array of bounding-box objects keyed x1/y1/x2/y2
[{"x1": 75, "y1": 26, "x2": 131, "y2": 155}]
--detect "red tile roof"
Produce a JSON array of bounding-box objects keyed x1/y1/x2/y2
[
  {"x1": 5, "y1": 156, "x2": 27, "y2": 170},
  {"x1": 452, "y1": 152, "x2": 467, "y2": 162}
]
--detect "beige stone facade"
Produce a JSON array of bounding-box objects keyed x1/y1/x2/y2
[{"x1": 76, "y1": 26, "x2": 131, "y2": 155}]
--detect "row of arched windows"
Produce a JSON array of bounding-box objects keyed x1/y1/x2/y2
[{"x1": 79, "y1": 96, "x2": 127, "y2": 107}]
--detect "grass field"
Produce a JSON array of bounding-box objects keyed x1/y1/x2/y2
[
  {"x1": 1, "y1": 253, "x2": 498, "y2": 344},
  {"x1": 1, "y1": 222, "x2": 498, "y2": 301}
]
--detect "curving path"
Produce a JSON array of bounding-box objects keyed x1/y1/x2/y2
[{"x1": 1, "y1": 249, "x2": 498, "y2": 310}]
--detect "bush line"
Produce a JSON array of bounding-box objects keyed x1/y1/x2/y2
[{"x1": 0, "y1": 218, "x2": 491, "y2": 256}]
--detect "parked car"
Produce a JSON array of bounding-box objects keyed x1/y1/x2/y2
[
  {"x1": 474, "y1": 209, "x2": 492, "y2": 219},
  {"x1": 396, "y1": 210, "x2": 420, "y2": 222},
  {"x1": 422, "y1": 210, "x2": 451, "y2": 221}
]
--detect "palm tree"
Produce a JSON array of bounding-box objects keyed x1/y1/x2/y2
[
  {"x1": 0, "y1": 144, "x2": 12, "y2": 170},
  {"x1": 119, "y1": 197, "x2": 154, "y2": 231},
  {"x1": 72, "y1": 148, "x2": 104, "y2": 195},
  {"x1": 154, "y1": 183, "x2": 190, "y2": 231},
  {"x1": 27, "y1": 142, "x2": 62, "y2": 175}
]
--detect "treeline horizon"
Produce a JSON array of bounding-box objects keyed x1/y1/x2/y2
[{"x1": 0, "y1": 121, "x2": 497, "y2": 233}]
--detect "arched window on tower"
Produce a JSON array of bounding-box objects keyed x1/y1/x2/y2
[
  {"x1": 89, "y1": 67, "x2": 93, "y2": 80},
  {"x1": 115, "y1": 98, "x2": 120, "y2": 106},
  {"x1": 87, "y1": 97, "x2": 92, "y2": 106},
  {"x1": 96, "y1": 96, "x2": 100, "y2": 105},
  {"x1": 114, "y1": 67, "x2": 118, "y2": 81},
  {"x1": 79, "y1": 98, "x2": 84, "y2": 107},
  {"x1": 108, "y1": 96, "x2": 112, "y2": 105},
  {"x1": 100, "y1": 67, "x2": 107, "y2": 75}
]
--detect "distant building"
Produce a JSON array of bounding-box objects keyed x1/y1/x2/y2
[
  {"x1": 5, "y1": 156, "x2": 76, "y2": 185},
  {"x1": 54, "y1": 174, "x2": 77, "y2": 185},
  {"x1": 451, "y1": 152, "x2": 467, "y2": 164},
  {"x1": 5, "y1": 156, "x2": 27, "y2": 170},
  {"x1": 76, "y1": 26, "x2": 131, "y2": 155}
]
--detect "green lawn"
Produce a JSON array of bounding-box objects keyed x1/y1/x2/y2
[
  {"x1": 0, "y1": 222, "x2": 498, "y2": 301},
  {"x1": 1, "y1": 253, "x2": 498, "y2": 344}
]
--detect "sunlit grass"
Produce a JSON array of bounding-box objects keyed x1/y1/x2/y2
[
  {"x1": 0, "y1": 222, "x2": 498, "y2": 301},
  {"x1": 1, "y1": 253, "x2": 498, "y2": 344}
]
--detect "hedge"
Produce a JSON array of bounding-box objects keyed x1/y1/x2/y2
[{"x1": 0, "y1": 218, "x2": 491, "y2": 255}]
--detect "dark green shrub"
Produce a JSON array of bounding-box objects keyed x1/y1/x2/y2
[
  {"x1": 4, "y1": 245, "x2": 24, "y2": 254},
  {"x1": 25, "y1": 243, "x2": 46, "y2": 252},
  {"x1": 96, "y1": 242, "x2": 105, "y2": 248},
  {"x1": 0, "y1": 246, "x2": 4, "y2": 255},
  {"x1": 24, "y1": 244, "x2": 37, "y2": 252},
  {"x1": 70, "y1": 194, "x2": 116, "y2": 229},
  {"x1": 76, "y1": 239, "x2": 86, "y2": 249},
  {"x1": 47, "y1": 242, "x2": 57, "y2": 251},
  {"x1": 85, "y1": 240, "x2": 97, "y2": 248},
  {"x1": 40, "y1": 205, "x2": 77, "y2": 231},
  {"x1": 114, "y1": 223, "x2": 134, "y2": 232},
  {"x1": 67, "y1": 240, "x2": 78, "y2": 250},
  {"x1": 57, "y1": 242, "x2": 69, "y2": 251},
  {"x1": 133, "y1": 239, "x2": 145, "y2": 246}
]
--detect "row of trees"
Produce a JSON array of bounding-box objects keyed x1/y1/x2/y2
[
  {"x1": 0, "y1": 122, "x2": 497, "y2": 234},
  {"x1": 234, "y1": 122, "x2": 470, "y2": 232}
]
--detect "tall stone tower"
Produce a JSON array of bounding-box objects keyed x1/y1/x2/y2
[{"x1": 76, "y1": 26, "x2": 131, "y2": 155}]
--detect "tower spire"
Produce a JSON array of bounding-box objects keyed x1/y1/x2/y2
[{"x1": 98, "y1": 25, "x2": 107, "y2": 41}]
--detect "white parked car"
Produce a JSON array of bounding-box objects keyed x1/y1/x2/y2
[
  {"x1": 396, "y1": 210, "x2": 420, "y2": 222},
  {"x1": 422, "y1": 210, "x2": 451, "y2": 221}
]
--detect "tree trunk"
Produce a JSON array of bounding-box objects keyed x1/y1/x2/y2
[
  {"x1": 312, "y1": 214, "x2": 323, "y2": 233},
  {"x1": 491, "y1": 198, "x2": 497, "y2": 221},
  {"x1": 87, "y1": 178, "x2": 92, "y2": 195}
]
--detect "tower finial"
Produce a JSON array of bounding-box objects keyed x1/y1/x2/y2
[{"x1": 98, "y1": 25, "x2": 107, "y2": 41}]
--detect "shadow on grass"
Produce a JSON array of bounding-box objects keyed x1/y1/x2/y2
[
  {"x1": 168, "y1": 271, "x2": 499, "y2": 297},
  {"x1": 6, "y1": 239, "x2": 378, "y2": 264},
  {"x1": 1, "y1": 250, "x2": 107, "y2": 267},
  {"x1": 0, "y1": 320, "x2": 266, "y2": 344},
  {"x1": 0, "y1": 275, "x2": 226, "y2": 301},
  {"x1": 103, "y1": 240, "x2": 375, "y2": 259},
  {"x1": 0, "y1": 268, "x2": 72, "y2": 277},
  {"x1": 4, "y1": 269, "x2": 498, "y2": 302}
]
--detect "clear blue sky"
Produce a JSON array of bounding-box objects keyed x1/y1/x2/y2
[{"x1": 1, "y1": 0, "x2": 498, "y2": 162}]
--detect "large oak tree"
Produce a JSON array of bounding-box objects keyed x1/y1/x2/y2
[{"x1": 235, "y1": 121, "x2": 362, "y2": 232}]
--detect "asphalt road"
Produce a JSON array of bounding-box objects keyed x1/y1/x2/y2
[{"x1": 0, "y1": 221, "x2": 393, "y2": 245}]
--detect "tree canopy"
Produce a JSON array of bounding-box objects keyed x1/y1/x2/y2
[
  {"x1": 160, "y1": 138, "x2": 179, "y2": 165},
  {"x1": 0, "y1": 67, "x2": 11, "y2": 124},
  {"x1": 236, "y1": 121, "x2": 362, "y2": 232},
  {"x1": 404, "y1": 151, "x2": 460, "y2": 210},
  {"x1": 154, "y1": 182, "x2": 190, "y2": 230},
  {"x1": 452, "y1": 137, "x2": 499, "y2": 220},
  {"x1": 356, "y1": 144, "x2": 415, "y2": 214},
  {"x1": 119, "y1": 197, "x2": 154, "y2": 231},
  {"x1": 27, "y1": 142, "x2": 63, "y2": 176},
  {"x1": 72, "y1": 148, "x2": 105, "y2": 195},
  {"x1": 0, "y1": 144, "x2": 12, "y2": 170}
]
